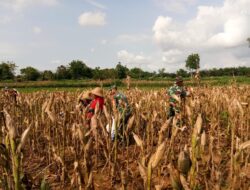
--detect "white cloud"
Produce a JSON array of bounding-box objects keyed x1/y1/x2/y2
[
  {"x1": 101, "y1": 39, "x2": 107, "y2": 45},
  {"x1": 0, "y1": 16, "x2": 12, "y2": 24},
  {"x1": 207, "y1": 16, "x2": 249, "y2": 48},
  {"x1": 115, "y1": 34, "x2": 151, "y2": 44},
  {"x1": 154, "y1": 0, "x2": 197, "y2": 13},
  {"x1": 0, "y1": 0, "x2": 59, "y2": 11},
  {"x1": 153, "y1": 0, "x2": 250, "y2": 49},
  {"x1": 117, "y1": 50, "x2": 152, "y2": 69},
  {"x1": 162, "y1": 49, "x2": 182, "y2": 63},
  {"x1": 201, "y1": 50, "x2": 250, "y2": 69},
  {"x1": 78, "y1": 11, "x2": 106, "y2": 27},
  {"x1": 116, "y1": 50, "x2": 185, "y2": 72},
  {"x1": 0, "y1": 43, "x2": 17, "y2": 59},
  {"x1": 85, "y1": 0, "x2": 107, "y2": 10},
  {"x1": 50, "y1": 60, "x2": 61, "y2": 64},
  {"x1": 33, "y1": 26, "x2": 42, "y2": 34},
  {"x1": 152, "y1": 0, "x2": 250, "y2": 70},
  {"x1": 90, "y1": 48, "x2": 95, "y2": 53}
]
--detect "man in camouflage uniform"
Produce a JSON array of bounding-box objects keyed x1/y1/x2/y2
[
  {"x1": 110, "y1": 85, "x2": 131, "y2": 140},
  {"x1": 110, "y1": 85, "x2": 131, "y2": 120},
  {"x1": 167, "y1": 76, "x2": 188, "y2": 119}
]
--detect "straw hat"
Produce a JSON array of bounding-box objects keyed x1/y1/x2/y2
[
  {"x1": 91, "y1": 87, "x2": 104, "y2": 97},
  {"x1": 81, "y1": 91, "x2": 92, "y2": 100}
]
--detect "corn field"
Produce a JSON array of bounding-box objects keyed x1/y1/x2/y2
[{"x1": 0, "y1": 85, "x2": 249, "y2": 190}]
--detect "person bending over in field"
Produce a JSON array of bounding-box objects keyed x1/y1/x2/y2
[
  {"x1": 167, "y1": 76, "x2": 190, "y2": 128},
  {"x1": 3, "y1": 87, "x2": 19, "y2": 104},
  {"x1": 77, "y1": 91, "x2": 92, "y2": 112},
  {"x1": 86, "y1": 87, "x2": 105, "y2": 122},
  {"x1": 109, "y1": 85, "x2": 131, "y2": 140}
]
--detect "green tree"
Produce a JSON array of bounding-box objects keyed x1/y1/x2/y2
[
  {"x1": 115, "y1": 62, "x2": 128, "y2": 79},
  {"x1": 20, "y1": 67, "x2": 40, "y2": 81},
  {"x1": 129, "y1": 67, "x2": 143, "y2": 79},
  {"x1": 55, "y1": 65, "x2": 71, "y2": 79},
  {"x1": 68, "y1": 60, "x2": 92, "y2": 79},
  {"x1": 176, "y1": 69, "x2": 188, "y2": 77},
  {"x1": 101, "y1": 68, "x2": 117, "y2": 79},
  {"x1": 185, "y1": 53, "x2": 200, "y2": 73},
  {"x1": 158, "y1": 68, "x2": 165, "y2": 78},
  {"x1": 247, "y1": 38, "x2": 250, "y2": 47},
  {"x1": 0, "y1": 61, "x2": 16, "y2": 80},
  {"x1": 41, "y1": 70, "x2": 54, "y2": 81},
  {"x1": 93, "y1": 67, "x2": 104, "y2": 80}
]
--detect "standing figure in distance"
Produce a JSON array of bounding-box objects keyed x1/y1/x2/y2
[
  {"x1": 126, "y1": 75, "x2": 131, "y2": 90},
  {"x1": 167, "y1": 76, "x2": 189, "y2": 120}
]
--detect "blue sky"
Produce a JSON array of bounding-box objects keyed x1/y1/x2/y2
[{"x1": 0, "y1": 0, "x2": 249, "y2": 72}]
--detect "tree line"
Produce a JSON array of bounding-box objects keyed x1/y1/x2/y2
[{"x1": 0, "y1": 60, "x2": 249, "y2": 81}]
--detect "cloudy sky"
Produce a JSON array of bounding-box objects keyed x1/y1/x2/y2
[{"x1": 0, "y1": 0, "x2": 249, "y2": 72}]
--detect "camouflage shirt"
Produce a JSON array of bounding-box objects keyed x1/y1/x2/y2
[
  {"x1": 114, "y1": 92, "x2": 129, "y2": 113},
  {"x1": 167, "y1": 84, "x2": 186, "y2": 106}
]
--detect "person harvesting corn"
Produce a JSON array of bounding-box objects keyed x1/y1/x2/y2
[
  {"x1": 109, "y1": 85, "x2": 131, "y2": 140},
  {"x1": 3, "y1": 87, "x2": 19, "y2": 104},
  {"x1": 77, "y1": 91, "x2": 92, "y2": 112},
  {"x1": 86, "y1": 87, "x2": 105, "y2": 121},
  {"x1": 167, "y1": 76, "x2": 189, "y2": 119}
]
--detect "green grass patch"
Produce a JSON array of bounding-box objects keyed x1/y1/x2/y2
[{"x1": 1, "y1": 76, "x2": 249, "y2": 92}]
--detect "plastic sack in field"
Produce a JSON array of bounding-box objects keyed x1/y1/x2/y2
[{"x1": 106, "y1": 117, "x2": 116, "y2": 141}]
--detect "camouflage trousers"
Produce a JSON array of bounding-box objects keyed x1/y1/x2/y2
[{"x1": 168, "y1": 105, "x2": 181, "y2": 118}]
